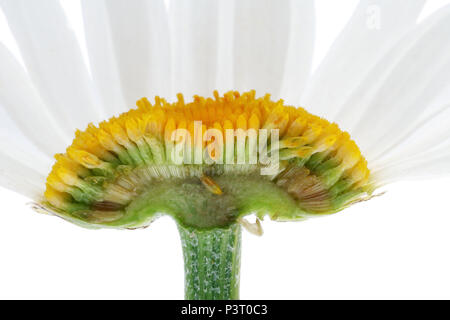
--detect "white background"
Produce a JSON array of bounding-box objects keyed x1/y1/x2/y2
[{"x1": 1, "y1": 0, "x2": 450, "y2": 300}]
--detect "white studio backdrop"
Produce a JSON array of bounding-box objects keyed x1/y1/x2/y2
[{"x1": 1, "y1": 0, "x2": 450, "y2": 299}]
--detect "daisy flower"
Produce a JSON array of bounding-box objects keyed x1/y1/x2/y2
[{"x1": 0, "y1": 0, "x2": 449, "y2": 299}]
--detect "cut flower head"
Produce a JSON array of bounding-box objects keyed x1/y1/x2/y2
[
  {"x1": 44, "y1": 90, "x2": 371, "y2": 229},
  {"x1": 1, "y1": 0, "x2": 450, "y2": 299}
]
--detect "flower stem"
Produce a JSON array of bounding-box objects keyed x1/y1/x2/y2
[{"x1": 178, "y1": 223, "x2": 242, "y2": 300}]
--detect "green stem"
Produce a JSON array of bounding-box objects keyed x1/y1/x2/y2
[{"x1": 177, "y1": 223, "x2": 242, "y2": 300}]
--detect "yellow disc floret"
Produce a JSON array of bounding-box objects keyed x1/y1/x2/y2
[{"x1": 44, "y1": 91, "x2": 372, "y2": 228}]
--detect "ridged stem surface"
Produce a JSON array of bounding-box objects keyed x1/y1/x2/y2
[{"x1": 178, "y1": 223, "x2": 241, "y2": 300}]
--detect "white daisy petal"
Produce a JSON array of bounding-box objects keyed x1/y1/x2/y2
[
  {"x1": 0, "y1": 109, "x2": 50, "y2": 199},
  {"x1": 279, "y1": 0, "x2": 316, "y2": 105},
  {"x1": 81, "y1": 0, "x2": 171, "y2": 105},
  {"x1": 0, "y1": 104, "x2": 52, "y2": 171},
  {"x1": 371, "y1": 102, "x2": 450, "y2": 183},
  {"x1": 80, "y1": 0, "x2": 126, "y2": 117},
  {"x1": 169, "y1": 0, "x2": 234, "y2": 97},
  {"x1": 0, "y1": 151, "x2": 45, "y2": 199},
  {"x1": 374, "y1": 153, "x2": 450, "y2": 184},
  {"x1": 169, "y1": 0, "x2": 222, "y2": 98},
  {"x1": 215, "y1": 0, "x2": 235, "y2": 94},
  {"x1": 336, "y1": 6, "x2": 450, "y2": 166},
  {"x1": 0, "y1": 0, "x2": 101, "y2": 134},
  {"x1": 379, "y1": 103, "x2": 450, "y2": 163},
  {"x1": 233, "y1": 0, "x2": 315, "y2": 101},
  {"x1": 302, "y1": 0, "x2": 425, "y2": 118},
  {"x1": 0, "y1": 43, "x2": 70, "y2": 155}
]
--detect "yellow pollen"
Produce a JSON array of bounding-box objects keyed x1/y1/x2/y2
[
  {"x1": 200, "y1": 175, "x2": 223, "y2": 195},
  {"x1": 67, "y1": 148, "x2": 103, "y2": 169}
]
